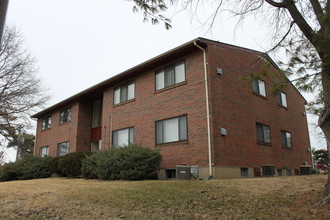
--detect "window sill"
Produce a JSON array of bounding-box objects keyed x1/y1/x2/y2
[
  {"x1": 59, "y1": 121, "x2": 71, "y2": 126},
  {"x1": 277, "y1": 104, "x2": 288, "y2": 110},
  {"x1": 257, "y1": 141, "x2": 272, "y2": 146},
  {"x1": 41, "y1": 128, "x2": 51, "y2": 132},
  {"x1": 155, "y1": 140, "x2": 189, "y2": 147},
  {"x1": 154, "y1": 81, "x2": 187, "y2": 94},
  {"x1": 113, "y1": 98, "x2": 135, "y2": 107},
  {"x1": 282, "y1": 146, "x2": 293, "y2": 150},
  {"x1": 252, "y1": 91, "x2": 267, "y2": 100}
]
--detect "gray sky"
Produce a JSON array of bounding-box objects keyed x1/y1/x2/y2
[{"x1": 2, "y1": 0, "x2": 326, "y2": 161}]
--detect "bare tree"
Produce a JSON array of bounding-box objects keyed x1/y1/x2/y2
[
  {"x1": 131, "y1": 0, "x2": 330, "y2": 202},
  {"x1": 0, "y1": 150, "x2": 4, "y2": 165},
  {"x1": 0, "y1": 26, "x2": 48, "y2": 147}
]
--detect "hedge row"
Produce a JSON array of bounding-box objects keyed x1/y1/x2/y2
[
  {"x1": 0, "y1": 145, "x2": 162, "y2": 182},
  {"x1": 0, "y1": 151, "x2": 92, "y2": 181},
  {"x1": 82, "y1": 145, "x2": 162, "y2": 180}
]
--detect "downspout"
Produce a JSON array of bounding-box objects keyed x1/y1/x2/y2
[{"x1": 194, "y1": 41, "x2": 213, "y2": 178}]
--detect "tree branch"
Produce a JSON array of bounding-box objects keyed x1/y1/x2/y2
[
  {"x1": 264, "y1": 0, "x2": 287, "y2": 8},
  {"x1": 309, "y1": 0, "x2": 325, "y2": 28},
  {"x1": 282, "y1": 0, "x2": 315, "y2": 43}
]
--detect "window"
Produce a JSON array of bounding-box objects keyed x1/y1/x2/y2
[
  {"x1": 256, "y1": 123, "x2": 271, "y2": 144},
  {"x1": 277, "y1": 92, "x2": 288, "y2": 107},
  {"x1": 252, "y1": 78, "x2": 266, "y2": 97},
  {"x1": 156, "y1": 115, "x2": 187, "y2": 144},
  {"x1": 59, "y1": 107, "x2": 72, "y2": 124},
  {"x1": 41, "y1": 115, "x2": 52, "y2": 130},
  {"x1": 40, "y1": 146, "x2": 49, "y2": 157},
  {"x1": 112, "y1": 127, "x2": 134, "y2": 147},
  {"x1": 240, "y1": 168, "x2": 249, "y2": 178},
  {"x1": 156, "y1": 61, "x2": 185, "y2": 90},
  {"x1": 262, "y1": 166, "x2": 275, "y2": 176},
  {"x1": 114, "y1": 81, "x2": 135, "y2": 105},
  {"x1": 277, "y1": 169, "x2": 282, "y2": 176},
  {"x1": 92, "y1": 100, "x2": 102, "y2": 128},
  {"x1": 165, "y1": 169, "x2": 176, "y2": 179},
  {"x1": 57, "y1": 142, "x2": 69, "y2": 156},
  {"x1": 281, "y1": 130, "x2": 292, "y2": 147}
]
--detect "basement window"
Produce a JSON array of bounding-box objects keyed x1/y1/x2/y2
[
  {"x1": 165, "y1": 169, "x2": 176, "y2": 179},
  {"x1": 240, "y1": 168, "x2": 249, "y2": 178}
]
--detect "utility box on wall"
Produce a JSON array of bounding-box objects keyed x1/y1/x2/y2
[{"x1": 176, "y1": 165, "x2": 199, "y2": 180}]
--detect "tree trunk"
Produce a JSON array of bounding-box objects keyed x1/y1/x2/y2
[{"x1": 318, "y1": 53, "x2": 330, "y2": 203}]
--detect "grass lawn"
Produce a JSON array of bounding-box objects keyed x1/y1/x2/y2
[{"x1": 0, "y1": 175, "x2": 329, "y2": 219}]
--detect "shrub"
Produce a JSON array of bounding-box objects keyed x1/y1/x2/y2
[
  {"x1": 58, "y1": 151, "x2": 93, "y2": 177},
  {"x1": 49, "y1": 156, "x2": 61, "y2": 175},
  {"x1": 82, "y1": 145, "x2": 162, "y2": 180},
  {"x1": 0, "y1": 155, "x2": 53, "y2": 181}
]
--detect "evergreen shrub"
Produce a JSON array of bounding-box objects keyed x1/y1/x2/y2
[
  {"x1": 58, "y1": 151, "x2": 93, "y2": 177},
  {"x1": 82, "y1": 145, "x2": 162, "y2": 180},
  {"x1": 0, "y1": 155, "x2": 53, "y2": 181}
]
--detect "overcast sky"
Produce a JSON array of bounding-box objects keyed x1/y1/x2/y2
[{"x1": 2, "y1": 0, "x2": 326, "y2": 161}]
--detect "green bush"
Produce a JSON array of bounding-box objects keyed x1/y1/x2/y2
[
  {"x1": 82, "y1": 145, "x2": 162, "y2": 180},
  {"x1": 0, "y1": 155, "x2": 53, "y2": 181},
  {"x1": 49, "y1": 156, "x2": 61, "y2": 175},
  {"x1": 58, "y1": 151, "x2": 93, "y2": 177}
]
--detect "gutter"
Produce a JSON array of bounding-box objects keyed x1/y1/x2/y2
[{"x1": 194, "y1": 41, "x2": 213, "y2": 178}]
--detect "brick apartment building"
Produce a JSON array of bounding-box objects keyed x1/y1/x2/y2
[{"x1": 32, "y1": 38, "x2": 312, "y2": 179}]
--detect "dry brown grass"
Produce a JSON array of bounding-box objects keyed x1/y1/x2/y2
[{"x1": 0, "y1": 175, "x2": 329, "y2": 219}]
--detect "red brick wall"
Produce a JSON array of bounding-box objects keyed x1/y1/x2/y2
[
  {"x1": 101, "y1": 51, "x2": 210, "y2": 169},
  {"x1": 34, "y1": 41, "x2": 312, "y2": 175},
  {"x1": 207, "y1": 44, "x2": 312, "y2": 170},
  {"x1": 35, "y1": 102, "x2": 80, "y2": 156}
]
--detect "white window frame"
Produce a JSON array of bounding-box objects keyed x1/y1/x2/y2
[
  {"x1": 41, "y1": 115, "x2": 52, "y2": 130},
  {"x1": 256, "y1": 123, "x2": 271, "y2": 144},
  {"x1": 113, "y1": 81, "x2": 135, "y2": 105},
  {"x1": 57, "y1": 142, "x2": 69, "y2": 156},
  {"x1": 156, "y1": 115, "x2": 188, "y2": 144},
  {"x1": 40, "y1": 146, "x2": 49, "y2": 157},
  {"x1": 281, "y1": 130, "x2": 292, "y2": 147},
  {"x1": 277, "y1": 92, "x2": 288, "y2": 107},
  {"x1": 59, "y1": 107, "x2": 72, "y2": 124},
  {"x1": 112, "y1": 127, "x2": 134, "y2": 147},
  {"x1": 252, "y1": 78, "x2": 266, "y2": 97},
  {"x1": 156, "y1": 61, "x2": 185, "y2": 90}
]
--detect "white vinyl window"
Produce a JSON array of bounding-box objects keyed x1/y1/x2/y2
[
  {"x1": 114, "y1": 81, "x2": 135, "y2": 105},
  {"x1": 156, "y1": 115, "x2": 187, "y2": 144},
  {"x1": 256, "y1": 123, "x2": 271, "y2": 144},
  {"x1": 112, "y1": 127, "x2": 134, "y2": 147},
  {"x1": 40, "y1": 146, "x2": 49, "y2": 157},
  {"x1": 57, "y1": 142, "x2": 69, "y2": 156},
  {"x1": 277, "y1": 92, "x2": 288, "y2": 107},
  {"x1": 252, "y1": 78, "x2": 266, "y2": 97},
  {"x1": 41, "y1": 115, "x2": 52, "y2": 130},
  {"x1": 59, "y1": 107, "x2": 72, "y2": 124},
  {"x1": 281, "y1": 130, "x2": 292, "y2": 147},
  {"x1": 156, "y1": 61, "x2": 185, "y2": 90}
]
